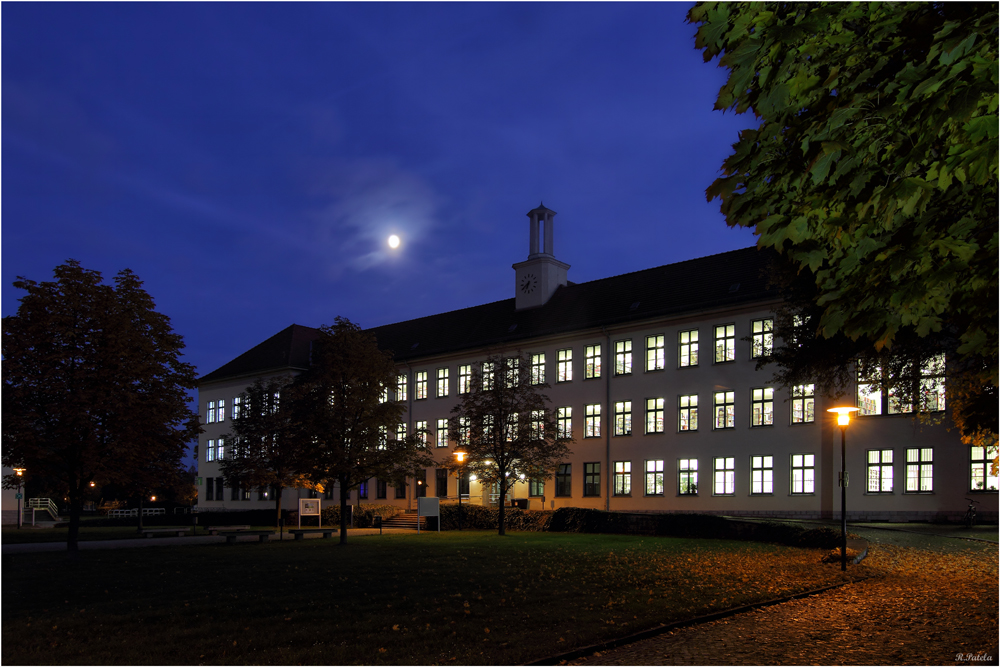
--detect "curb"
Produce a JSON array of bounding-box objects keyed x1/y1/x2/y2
[{"x1": 524, "y1": 545, "x2": 874, "y2": 667}]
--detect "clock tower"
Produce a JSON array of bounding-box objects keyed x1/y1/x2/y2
[{"x1": 513, "y1": 203, "x2": 570, "y2": 310}]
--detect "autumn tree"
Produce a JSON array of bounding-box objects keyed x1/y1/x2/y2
[
  {"x1": 220, "y1": 376, "x2": 318, "y2": 527},
  {"x1": 291, "y1": 318, "x2": 434, "y2": 544},
  {"x1": 690, "y1": 2, "x2": 998, "y2": 462},
  {"x1": 2, "y1": 261, "x2": 200, "y2": 554},
  {"x1": 446, "y1": 352, "x2": 572, "y2": 536}
]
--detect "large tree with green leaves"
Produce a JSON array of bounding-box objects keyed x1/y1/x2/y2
[
  {"x1": 445, "y1": 352, "x2": 572, "y2": 536},
  {"x1": 220, "y1": 376, "x2": 318, "y2": 527},
  {"x1": 690, "y1": 2, "x2": 998, "y2": 455},
  {"x1": 2, "y1": 261, "x2": 200, "y2": 554},
  {"x1": 291, "y1": 318, "x2": 434, "y2": 544}
]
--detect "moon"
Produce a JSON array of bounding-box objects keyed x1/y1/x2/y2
[{"x1": 387, "y1": 234, "x2": 400, "y2": 249}]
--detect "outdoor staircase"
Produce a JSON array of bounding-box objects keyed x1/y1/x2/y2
[
  {"x1": 381, "y1": 512, "x2": 426, "y2": 531},
  {"x1": 27, "y1": 498, "x2": 60, "y2": 521}
]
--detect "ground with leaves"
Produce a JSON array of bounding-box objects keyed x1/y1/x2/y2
[
  {"x1": 568, "y1": 527, "x2": 998, "y2": 666},
  {"x1": 2, "y1": 531, "x2": 854, "y2": 665}
]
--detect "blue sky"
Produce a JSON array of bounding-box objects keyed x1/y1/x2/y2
[{"x1": 2, "y1": 2, "x2": 758, "y2": 384}]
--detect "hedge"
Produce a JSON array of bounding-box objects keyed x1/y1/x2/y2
[{"x1": 320, "y1": 504, "x2": 402, "y2": 528}]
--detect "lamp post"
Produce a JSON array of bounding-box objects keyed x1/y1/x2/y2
[
  {"x1": 827, "y1": 406, "x2": 859, "y2": 571},
  {"x1": 14, "y1": 468, "x2": 26, "y2": 529},
  {"x1": 454, "y1": 448, "x2": 466, "y2": 531}
]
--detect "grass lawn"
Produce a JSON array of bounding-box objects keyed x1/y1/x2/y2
[{"x1": 2, "y1": 531, "x2": 853, "y2": 665}]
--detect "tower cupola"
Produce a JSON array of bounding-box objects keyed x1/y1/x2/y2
[{"x1": 513, "y1": 203, "x2": 570, "y2": 310}]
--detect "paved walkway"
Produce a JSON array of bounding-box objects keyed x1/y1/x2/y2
[
  {"x1": 565, "y1": 523, "x2": 999, "y2": 666},
  {"x1": 1, "y1": 527, "x2": 420, "y2": 554}
]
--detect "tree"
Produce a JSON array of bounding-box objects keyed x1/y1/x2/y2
[
  {"x1": 690, "y1": 2, "x2": 998, "y2": 463},
  {"x1": 2, "y1": 261, "x2": 200, "y2": 554},
  {"x1": 220, "y1": 376, "x2": 317, "y2": 527},
  {"x1": 445, "y1": 351, "x2": 572, "y2": 536},
  {"x1": 291, "y1": 318, "x2": 434, "y2": 544}
]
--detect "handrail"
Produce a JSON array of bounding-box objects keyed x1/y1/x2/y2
[{"x1": 27, "y1": 498, "x2": 59, "y2": 518}]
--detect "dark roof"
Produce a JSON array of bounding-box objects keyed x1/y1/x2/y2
[{"x1": 199, "y1": 246, "x2": 778, "y2": 383}]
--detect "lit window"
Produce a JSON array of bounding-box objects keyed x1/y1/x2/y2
[
  {"x1": 585, "y1": 344, "x2": 602, "y2": 379},
  {"x1": 679, "y1": 395, "x2": 698, "y2": 432},
  {"x1": 557, "y1": 407, "x2": 572, "y2": 439},
  {"x1": 905, "y1": 448, "x2": 934, "y2": 492},
  {"x1": 678, "y1": 459, "x2": 698, "y2": 495},
  {"x1": 358, "y1": 481, "x2": 368, "y2": 500},
  {"x1": 919, "y1": 355, "x2": 947, "y2": 412},
  {"x1": 645, "y1": 398, "x2": 665, "y2": 434},
  {"x1": 206, "y1": 438, "x2": 217, "y2": 462},
  {"x1": 713, "y1": 457, "x2": 735, "y2": 495},
  {"x1": 436, "y1": 419, "x2": 449, "y2": 448},
  {"x1": 971, "y1": 446, "x2": 999, "y2": 491},
  {"x1": 232, "y1": 396, "x2": 242, "y2": 420},
  {"x1": 379, "y1": 387, "x2": 389, "y2": 404},
  {"x1": 458, "y1": 417, "x2": 470, "y2": 445},
  {"x1": 646, "y1": 335, "x2": 665, "y2": 371},
  {"x1": 377, "y1": 426, "x2": 388, "y2": 450},
  {"x1": 614, "y1": 401, "x2": 632, "y2": 436},
  {"x1": 614, "y1": 461, "x2": 631, "y2": 495},
  {"x1": 531, "y1": 353, "x2": 546, "y2": 385},
  {"x1": 858, "y1": 355, "x2": 946, "y2": 415},
  {"x1": 482, "y1": 415, "x2": 494, "y2": 441},
  {"x1": 482, "y1": 362, "x2": 495, "y2": 391},
  {"x1": 530, "y1": 410, "x2": 544, "y2": 440},
  {"x1": 557, "y1": 349, "x2": 573, "y2": 382},
  {"x1": 555, "y1": 464, "x2": 572, "y2": 497},
  {"x1": 458, "y1": 365, "x2": 472, "y2": 394},
  {"x1": 505, "y1": 358, "x2": 519, "y2": 389},
  {"x1": 751, "y1": 388, "x2": 774, "y2": 427},
  {"x1": 584, "y1": 463, "x2": 601, "y2": 497},
  {"x1": 714, "y1": 391, "x2": 735, "y2": 429},
  {"x1": 415, "y1": 421, "x2": 429, "y2": 446},
  {"x1": 645, "y1": 460, "x2": 664, "y2": 496},
  {"x1": 585, "y1": 404, "x2": 601, "y2": 438},
  {"x1": 415, "y1": 371, "x2": 428, "y2": 400},
  {"x1": 437, "y1": 368, "x2": 450, "y2": 397},
  {"x1": 751, "y1": 455, "x2": 773, "y2": 494},
  {"x1": 678, "y1": 329, "x2": 699, "y2": 367},
  {"x1": 791, "y1": 384, "x2": 815, "y2": 424},
  {"x1": 396, "y1": 423, "x2": 407, "y2": 442},
  {"x1": 751, "y1": 318, "x2": 773, "y2": 358},
  {"x1": 216, "y1": 399, "x2": 225, "y2": 422},
  {"x1": 529, "y1": 479, "x2": 544, "y2": 496},
  {"x1": 791, "y1": 454, "x2": 815, "y2": 494},
  {"x1": 396, "y1": 374, "x2": 408, "y2": 402},
  {"x1": 614, "y1": 339, "x2": 632, "y2": 375},
  {"x1": 505, "y1": 413, "x2": 518, "y2": 442},
  {"x1": 207, "y1": 401, "x2": 216, "y2": 424},
  {"x1": 714, "y1": 324, "x2": 735, "y2": 363},
  {"x1": 867, "y1": 449, "x2": 893, "y2": 493}
]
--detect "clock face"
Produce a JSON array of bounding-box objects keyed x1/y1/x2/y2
[{"x1": 520, "y1": 273, "x2": 537, "y2": 294}]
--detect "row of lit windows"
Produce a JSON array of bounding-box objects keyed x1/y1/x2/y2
[{"x1": 395, "y1": 319, "x2": 774, "y2": 401}]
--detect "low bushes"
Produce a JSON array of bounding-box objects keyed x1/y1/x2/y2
[
  {"x1": 320, "y1": 504, "x2": 402, "y2": 528},
  {"x1": 436, "y1": 505, "x2": 844, "y2": 549}
]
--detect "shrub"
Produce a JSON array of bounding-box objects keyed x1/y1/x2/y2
[{"x1": 320, "y1": 504, "x2": 402, "y2": 528}]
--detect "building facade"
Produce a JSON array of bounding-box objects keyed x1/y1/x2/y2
[{"x1": 196, "y1": 205, "x2": 998, "y2": 521}]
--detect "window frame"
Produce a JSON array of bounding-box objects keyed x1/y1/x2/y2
[
  {"x1": 556, "y1": 348, "x2": 573, "y2": 383},
  {"x1": 714, "y1": 324, "x2": 736, "y2": 364},
  {"x1": 750, "y1": 387, "x2": 774, "y2": 427},
  {"x1": 713, "y1": 457, "x2": 736, "y2": 495},
  {"x1": 791, "y1": 384, "x2": 815, "y2": 424},
  {"x1": 436, "y1": 367, "x2": 450, "y2": 397},
  {"x1": 645, "y1": 334, "x2": 665, "y2": 372},
  {"x1": 866, "y1": 449, "x2": 894, "y2": 494},
  {"x1": 678, "y1": 329, "x2": 699, "y2": 368},
  {"x1": 750, "y1": 318, "x2": 773, "y2": 359},
  {"x1": 905, "y1": 448, "x2": 934, "y2": 493},
  {"x1": 556, "y1": 406, "x2": 572, "y2": 439},
  {"x1": 644, "y1": 459, "x2": 665, "y2": 496},
  {"x1": 585, "y1": 404, "x2": 601, "y2": 438},
  {"x1": 750, "y1": 455, "x2": 774, "y2": 495},
  {"x1": 713, "y1": 391, "x2": 735, "y2": 430},
  {"x1": 458, "y1": 364, "x2": 472, "y2": 394},
  {"x1": 613, "y1": 461, "x2": 631, "y2": 496},
  {"x1": 614, "y1": 400, "x2": 632, "y2": 436},
  {"x1": 583, "y1": 462, "x2": 601, "y2": 497},
  {"x1": 970, "y1": 445, "x2": 1000, "y2": 492},
  {"x1": 396, "y1": 373, "x2": 408, "y2": 402},
  {"x1": 614, "y1": 339, "x2": 632, "y2": 376},
  {"x1": 678, "y1": 394, "x2": 698, "y2": 432},
  {"x1": 530, "y1": 353, "x2": 546, "y2": 385},
  {"x1": 415, "y1": 371, "x2": 428, "y2": 400},
  {"x1": 555, "y1": 464, "x2": 572, "y2": 497},
  {"x1": 678, "y1": 458, "x2": 698, "y2": 496},
  {"x1": 645, "y1": 397, "x2": 665, "y2": 434},
  {"x1": 435, "y1": 419, "x2": 449, "y2": 448},
  {"x1": 790, "y1": 454, "x2": 816, "y2": 495},
  {"x1": 584, "y1": 344, "x2": 602, "y2": 380}
]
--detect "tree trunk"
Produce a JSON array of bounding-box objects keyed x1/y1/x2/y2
[
  {"x1": 67, "y1": 486, "x2": 82, "y2": 557},
  {"x1": 273, "y1": 484, "x2": 284, "y2": 528},
  {"x1": 497, "y1": 479, "x2": 507, "y2": 536},
  {"x1": 136, "y1": 496, "x2": 145, "y2": 533},
  {"x1": 339, "y1": 474, "x2": 350, "y2": 545}
]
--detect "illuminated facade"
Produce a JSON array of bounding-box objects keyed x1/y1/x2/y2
[{"x1": 196, "y1": 205, "x2": 997, "y2": 521}]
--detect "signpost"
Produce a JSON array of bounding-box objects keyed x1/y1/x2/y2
[
  {"x1": 417, "y1": 497, "x2": 440, "y2": 534},
  {"x1": 298, "y1": 498, "x2": 322, "y2": 529}
]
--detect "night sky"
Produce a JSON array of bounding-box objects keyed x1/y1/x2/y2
[{"x1": 3, "y1": 2, "x2": 759, "y2": 385}]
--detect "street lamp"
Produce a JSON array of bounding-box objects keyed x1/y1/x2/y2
[
  {"x1": 454, "y1": 448, "x2": 467, "y2": 531},
  {"x1": 13, "y1": 468, "x2": 25, "y2": 529},
  {"x1": 827, "y1": 406, "x2": 859, "y2": 571}
]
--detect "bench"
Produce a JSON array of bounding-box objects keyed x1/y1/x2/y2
[
  {"x1": 218, "y1": 530, "x2": 275, "y2": 545},
  {"x1": 141, "y1": 528, "x2": 192, "y2": 538},
  {"x1": 206, "y1": 525, "x2": 250, "y2": 535},
  {"x1": 288, "y1": 528, "x2": 337, "y2": 540}
]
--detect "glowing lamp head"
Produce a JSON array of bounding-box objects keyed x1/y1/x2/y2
[
  {"x1": 90, "y1": 481, "x2": 96, "y2": 487},
  {"x1": 14, "y1": 468, "x2": 25, "y2": 476},
  {"x1": 150, "y1": 495, "x2": 157, "y2": 502},
  {"x1": 455, "y1": 450, "x2": 466, "y2": 463},
  {"x1": 827, "y1": 406, "x2": 859, "y2": 427}
]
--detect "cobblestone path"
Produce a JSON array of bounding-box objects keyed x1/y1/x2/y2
[{"x1": 568, "y1": 530, "x2": 998, "y2": 666}]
